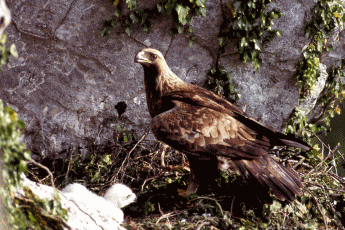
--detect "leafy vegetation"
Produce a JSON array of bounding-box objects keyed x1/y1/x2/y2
[
  {"x1": 219, "y1": 0, "x2": 282, "y2": 70},
  {"x1": 286, "y1": 0, "x2": 345, "y2": 142},
  {"x1": 0, "y1": 32, "x2": 18, "y2": 70},
  {"x1": 204, "y1": 66, "x2": 241, "y2": 104},
  {"x1": 0, "y1": 100, "x2": 31, "y2": 228},
  {"x1": 102, "y1": 0, "x2": 281, "y2": 69},
  {"x1": 1, "y1": 28, "x2": 67, "y2": 229},
  {"x1": 0, "y1": 100, "x2": 68, "y2": 229},
  {"x1": 101, "y1": 0, "x2": 206, "y2": 46}
]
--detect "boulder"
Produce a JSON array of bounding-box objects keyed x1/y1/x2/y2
[{"x1": 0, "y1": 0, "x2": 344, "y2": 156}]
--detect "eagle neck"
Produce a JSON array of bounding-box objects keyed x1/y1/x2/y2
[{"x1": 143, "y1": 62, "x2": 184, "y2": 117}]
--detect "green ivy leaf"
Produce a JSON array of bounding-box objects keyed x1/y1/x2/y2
[
  {"x1": 125, "y1": 27, "x2": 132, "y2": 36},
  {"x1": 177, "y1": 25, "x2": 184, "y2": 34},
  {"x1": 176, "y1": 5, "x2": 190, "y2": 26},
  {"x1": 196, "y1": 0, "x2": 206, "y2": 8},
  {"x1": 188, "y1": 25, "x2": 193, "y2": 33},
  {"x1": 114, "y1": 8, "x2": 120, "y2": 17},
  {"x1": 101, "y1": 27, "x2": 109, "y2": 37},
  {"x1": 218, "y1": 37, "x2": 227, "y2": 47},
  {"x1": 126, "y1": 0, "x2": 137, "y2": 11},
  {"x1": 252, "y1": 57, "x2": 262, "y2": 70},
  {"x1": 0, "y1": 32, "x2": 7, "y2": 44},
  {"x1": 198, "y1": 7, "x2": 207, "y2": 17},
  {"x1": 164, "y1": 1, "x2": 173, "y2": 15},
  {"x1": 123, "y1": 133, "x2": 131, "y2": 142},
  {"x1": 157, "y1": 3, "x2": 163, "y2": 13},
  {"x1": 326, "y1": 46, "x2": 333, "y2": 52},
  {"x1": 129, "y1": 12, "x2": 139, "y2": 24},
  {"x1": 116, "y1": 125, "x2": 123, "y2": 132},
  {"x1": 253, "y1": 39, "x2": 261, "y2": 51},
  {"x1": 102, "y1": 155, "x2": 112, "y2": 165},
  {"x1": 242, "y1": 51, "x2": 249, "y2": 63},
  {"x1": 240, "y1": 37, "x2": 248, "y2": 49},
  {"x1": 270, "y1": 200, "x2": 282, "y2": 212},
  {"x1": 10, "y1": 44, "x2": 18, "y2": 58},
  {"x1": 261, "y1": 12, "x2": 266, "y2": 25},
  {"x1": 189, "y1": 36, "x2": 196, "y2": 47},
  {"x1": 270, "y1": 9, "x2": 281, "y2": 19}
]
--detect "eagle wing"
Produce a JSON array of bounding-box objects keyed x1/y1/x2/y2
[
  {"x1": 159, "y1": 89, "x2": 311, "y2": 151},
  {"x1": 151, "y1": 98, "x2": 270, "y2": 159},
  {"x1": 151, "y1": 90, "x2": 303, "y2": 201}
]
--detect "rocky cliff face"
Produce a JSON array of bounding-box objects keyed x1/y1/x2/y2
[{"x1": 1, "y1": 0, "x2": 344, "y2": 157}]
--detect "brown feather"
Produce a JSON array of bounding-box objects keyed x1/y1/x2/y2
[{"x1": 135, "y1": 48, "x2": 311, "y2": 202}]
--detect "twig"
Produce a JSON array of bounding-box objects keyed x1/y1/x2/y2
[
  {"x1": 306, "y1": 131, "x2": 340, "y2": 176},
  {"x1": 129, "y1": 35, "x2": 149, "y2": 48},
  {"x1": 64, "y1": 151, "x2": 74, "y2": 183},
  {"x1": 290, "y1": 157, "x2": 306, "y2": 169},
  {"x1": 141, "y1": 177, "x2": 155, "y2": 192},
  {"x1": 186, "y1": 64, "x2": 199, "y2": 78},
  {"x1": 12, "y1": 19, "x2": 51, "y2": 40},
  {"x1": 165, "y1": 34, "x2": 174, "y2": 59},
  {"x1": 327, "y1": 172, "x2": 345, "y2": 187},
  {"x1": 27, "y1": 169, "x2": 40, "y2": 182},
  {"x1": 229, "y1": 195, "x2": 235, "y2": 219},
  {"x1": 192, "y1": 196, "x2": 224, "y2": 216},
  {"x1": 155, "y1": 205, "x2": 176, "y2": 225},
  {"x1": 28, "y1": 159, "x2": 55, "y2": 188},
  {"x1": 308, "y1": 191, "x2": 329, "y2": 229},
  {"x1": 331, "y1": 146, "x2": 337, "y2": 175},
  {"x1": 336, "y1": 149, "x2": 345, "y2": 163},
  {"x1": 305, "y1": 181, "x2": 345, "y2": 193},
  {"x1": 309, "y1": 128, "x2": 331, "y2": 138},
  {"x1": 114, "y1": 130, "x2": 149, "y2": 182},
  {"x1": 220, "y1": 52, "x2": 238, "y2": 58},
  {"x1": 160, "y1": 143, "x2": 169, "y2": 167},
  {"x1": 196, "y1": 221, "x2": 211, "y2": 230},
  {"x1": 53, "y1": 0, "x2": 78, "y2": 38}
]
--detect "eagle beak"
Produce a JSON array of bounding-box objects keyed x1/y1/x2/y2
[{"x1": 135, "y1": 51, "x2": 151, "y2": 65}]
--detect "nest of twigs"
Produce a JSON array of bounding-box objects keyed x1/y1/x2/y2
[{"x1": 25, "y1": 129, "x2": 345, "y2": 230}]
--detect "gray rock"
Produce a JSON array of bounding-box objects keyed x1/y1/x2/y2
[
  {"x1": 221, "y1": 0, "x2": 320, "y2": 131},
  {"x1": 299, "y1": 63, "x2": 328, "y2": 116},
  {"x1": 1, "y1": 0, "x2": 344, "y2": 156}
]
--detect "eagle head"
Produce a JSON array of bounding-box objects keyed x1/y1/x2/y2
[{"x1": 135, "y1": 48, "x2": 165, "y2": 67}]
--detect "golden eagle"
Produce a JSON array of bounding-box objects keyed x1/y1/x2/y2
[{"x1": 135, "y1": 48, "x2": 311, "y2": 201}]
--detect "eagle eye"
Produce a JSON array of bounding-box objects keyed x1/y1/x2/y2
[{"x1": 152, "y1": 54, "x2": 157, "y2": 60}]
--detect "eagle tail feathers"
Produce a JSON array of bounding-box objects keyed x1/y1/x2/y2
[
  {"x1": 279, "y1": 138, "x2": 311, "y2": 151},
  {"x1": 234, "y1": 156, "x2": 302, "y2": 201}
]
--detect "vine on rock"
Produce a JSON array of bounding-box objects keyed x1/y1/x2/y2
[
  {"x1": 204, "y1": 66, "x2": 241, "y2": 104},
  {"x1": 286, "y1": 0, "x2": 345, "y2": 142},
  {"x1": 102, "y1": 0, "x2": 207, "y2": 47},
  {"x1": 219, "y1": 0, "x2": 282, "y2": 70}
]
